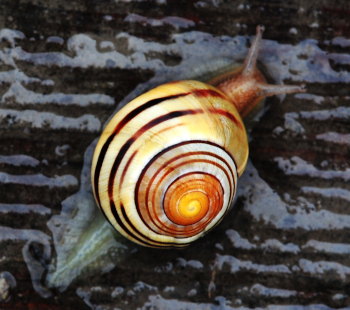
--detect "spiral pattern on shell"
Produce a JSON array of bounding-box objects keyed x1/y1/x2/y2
[{"x1": 91, "y1": 80, "x2": 248, "y2": 248}]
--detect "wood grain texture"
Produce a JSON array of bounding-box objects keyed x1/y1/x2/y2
[{"x1": 0, "y1": 0, "x2": 350, "y2": 309}]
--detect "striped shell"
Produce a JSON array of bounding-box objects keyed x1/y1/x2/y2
[
  {"x1": 91, "y1": 80, "x2": 248, "y2": 248},
  {"x1": 91, "y1": 25, "x2": 306, "y2": 248}
]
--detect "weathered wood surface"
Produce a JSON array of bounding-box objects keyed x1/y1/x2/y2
[{"x1": 1, "y1": 0, "x2": 350, "y2": 309}]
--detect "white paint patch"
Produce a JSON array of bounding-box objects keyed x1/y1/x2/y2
[
  {"x1": 216, "y1": 254, "x2": 291, "y2": 275},
  {"x1": 287, "y1": 107, "x2": 350, "y2": 121},
  {"x1": 111, "y1": 286, "x2": 124, "y2": 298},
  {"x1": 46, "y1": 36, "x2": 64, "y2": 45},
  {"x1": 103, "y1": 15, "x2": 113, "y2": 21},
  {"x1": 299, "y1": 259, "x2": 350, "y2": 281},
  {"x1": 134, "y1": 281, "x2": 158, "y2": 292},
  {"x1": 261, "y1": 239, "x2": 300, "y2": 254},
  {"x1": 226, "y1": 230, "x2": 302, "y2": 256},
  {"x1": 331, "y1": 37, "x2": 350, "y2": 48},
  {"x1": 274, "y1": 156, "x2": 350, "y2": 181},
  {"x1": 0, "y1": 204, "x2": 51, "y2": 215},
  {"x1": 187, "y1": 288, "x2": 197, "y2": 296},
  {"x1": 0, "y1": 172, "x2": 77, "y2": 189},
  {"x1": 163, "y1": 286, "x2": 175, "y2": 293},
  {"x1": 176, "y1": 258, "x2": 204, "y2": 269},
  {"x1": 0, "y1": 29, "x2": 25, "y2": 47},
  {"x1": 317, "y1": 132, "x2": 350, "y2": 145},
  {"x1": 226, "y1": 229, "x2": 257, "y2": 250},
  {"x1": 55, "y1": 144, "x2": 70, "y2": 157},
  {"x1": 333, "y1": 293, "x2": 347, "y2": 301},
  {"x1": 0, "y1": 109, "x2": 101, "y2": 132},
  {"x1": 302, "y1": 186, "x2": 350, "y2": 202},
  {"x1": 303, "y1": 240, "x2": 350, "y2": 255},
  {"x1": 294, "y1": 93, "x2": 324, "y2": 104},
  {"x1": 187, "y1": 260, "x2": 204, "y2": 269},
  {"x1": 289, "y1": 28, "x2": 298, "y2": 35},
  {"x1": 194, "y1": 1, "x2": 207, "y2": 8},
  {"x1": 284, "y1": 115, "x2": 305, "y2": 135},
  {"x1": 0, "y1": 70, "x2": 42, "y2": 85},
  {"x1": 0, "y1": 154, "x2": 40, "y2": 167},
  {"x1": 124, "y1": 14, "x2": 195, "y2": 30},
  {"x1": 142, "y1": 294, "x2": 338, "y2": 309},
  {"x1": 2, "y1": 82, "x2": 114, "y2": 106},
  {"x1": 250, "y1": 283, "x2": 298, "y2": 298},
  {"x1": 215, "y1": 243, "x2": 224, "y2": 250}
]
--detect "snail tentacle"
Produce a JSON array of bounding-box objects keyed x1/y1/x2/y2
[
  {"x1": 242, "y1": 25, "x2": 265, "y2": 75},
  {"x1": 258, "y1": 83, "x2": 307, "y2": 97},
  {"x1": 211, "y1": 25, "x2": 307, "y2": 118}
]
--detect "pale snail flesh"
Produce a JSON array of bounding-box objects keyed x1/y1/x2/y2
[{"x1": 91, "y1": 26, "x2": 306, "y2": 248}]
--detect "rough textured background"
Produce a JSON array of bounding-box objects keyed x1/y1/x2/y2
[{"x1": 1, "y1": 0, "x2": 350, "y2": 309}]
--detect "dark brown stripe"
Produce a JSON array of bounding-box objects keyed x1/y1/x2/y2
[
  {"x1": 94, "y1": 87, "x2": 232, "y2": 208},
  {"x1": 116, "y1": 94, "x2": 242, "y2": 199},
  {"x1": 153, "y1": 151, "x2": 235, "y2": 203},
  {"x1": 112, "y1": 195, "x2": 224, "y2": 247},
  {"x1": 208, "y1": 108, "x2": 243, "y2": 129},
  {"x1": 120, "y1": 150, "x2": 138, "y2": 188},
  {"x1": 94, "y1": 92, "x2": 190, "y2": 209},
  {"x1": 106, "y1": 109, "x2": 203, "y2": 246},
  {"x1": 193, "y1": 88, "x2": 226, "y2": 100},
  {"x1": 111, "y1": 202, "x2": 154, "y2": 247},
  {"x1": 161, "y1": 171, "x2": 224, "y2": 235},
  {"x1": 148, "y1": 159, "x2": 229, "y2": 234},
  {"x1": 119, "y1": 124, "x2": 184, "y2": 189},
  {"x1": 111, "y1": 202, "x2": 191, "y2": 248},
  {"x1": 108, "y1": 109, "x2": 203, "y2": 201},
  {"x1": 135, "y1": 141, "x2": 237, "y2": 235}
]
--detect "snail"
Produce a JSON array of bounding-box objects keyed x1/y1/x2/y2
[{"x1": 91, "y1": 25, "x2": 306, "y2": 248}]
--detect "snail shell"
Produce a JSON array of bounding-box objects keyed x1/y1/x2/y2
[{"x1": 91, "y1": 26, "x2": 306, "y2": 248}]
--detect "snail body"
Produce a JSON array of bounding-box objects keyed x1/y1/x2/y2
[{"x1": 91, "y1": 26, "x2": 306, "y2": 248}]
